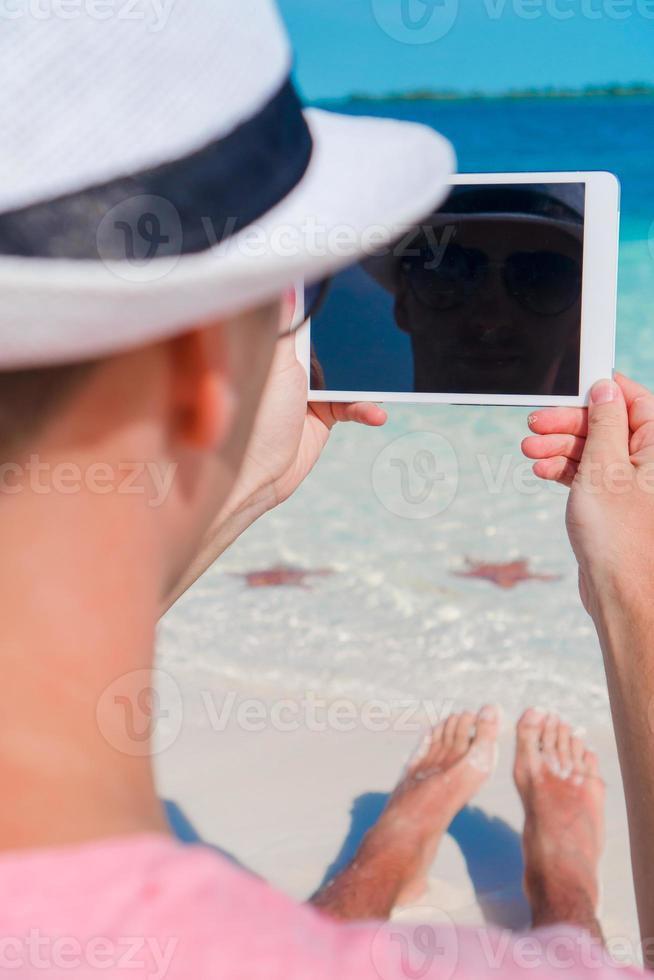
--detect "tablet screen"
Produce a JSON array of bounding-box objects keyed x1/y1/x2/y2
[{"x1": 309, "y1": 182, "x2": 585, "y2": 398}]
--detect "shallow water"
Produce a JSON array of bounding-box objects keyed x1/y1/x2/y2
[{"x1": 160, "y1": 97, "x2": 654, "y2": 728}]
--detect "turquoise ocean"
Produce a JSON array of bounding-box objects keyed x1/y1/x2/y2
[{"x1": 161, "y1": 97, "x2": 654, "y2": 727}]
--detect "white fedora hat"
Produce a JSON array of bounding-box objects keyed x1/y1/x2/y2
[{"x1": 0, "y1": 0, "x2": 455, "y2": 369}]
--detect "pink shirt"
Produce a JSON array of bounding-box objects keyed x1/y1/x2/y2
[{"x1": 0, "y1": 834, "x2": 638, "y2": 978}]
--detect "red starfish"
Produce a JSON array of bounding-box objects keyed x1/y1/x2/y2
[
  {"x1": 454, "y1": 559, "x2": 560, "y2": 590},
  {"x1": 236, "y1": 565, "x2": 333, "y2": 589}
]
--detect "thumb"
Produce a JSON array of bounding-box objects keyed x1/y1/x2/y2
[{"x1": 584, "y1": 379, "x2": 630, "y2": 469}]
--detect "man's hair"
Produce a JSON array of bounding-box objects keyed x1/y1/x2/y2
[
  {"x1": 0, "y1": 196, "x2": 105, "y2": 455},
  {"x1": 0, "y1": 362, "x2": 98, "y2": 456}
]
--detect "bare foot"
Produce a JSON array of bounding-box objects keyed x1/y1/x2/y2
[
  {"x1": 376, "y1": 706, "x2": 500, "y2": 903},
  {"x1": 514, "y1": 709, "x2": 605, "y2": 939}
]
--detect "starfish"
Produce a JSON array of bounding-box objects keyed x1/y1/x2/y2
[
  {"x1": 454, "y1": 558, "x2": 560, "y2": 590},
  {"x1": 235, "y1": 564, "x2": 333, "y2": 589}
]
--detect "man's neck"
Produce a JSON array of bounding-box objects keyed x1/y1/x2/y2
[{"x1": 0, "y1": 487, "x2": 169, "y2": 851}]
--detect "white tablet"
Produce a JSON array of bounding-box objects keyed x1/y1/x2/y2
[{"x1": 296, "y1": 171, "x2": 619, "y2": 407}]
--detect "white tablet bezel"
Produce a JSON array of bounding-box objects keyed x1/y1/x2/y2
[{"x1": 295, "y1": 171, "x2": 620, "y2": 407}]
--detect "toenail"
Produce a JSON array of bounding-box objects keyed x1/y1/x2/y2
[
  {"x1": 524, "y1": 709, "x2": 544, "y2": 725},
  {"x1": 479, "y1": 705, "x2": 498, "y2": 722}
]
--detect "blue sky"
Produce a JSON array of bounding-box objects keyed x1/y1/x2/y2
[{"x1": 277, "y1": 0, "x2": 654, "y2": 99}]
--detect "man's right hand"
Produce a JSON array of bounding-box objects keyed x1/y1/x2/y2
[{"x1": 522, "y1": 373, "x2": 654, "y2": 619}]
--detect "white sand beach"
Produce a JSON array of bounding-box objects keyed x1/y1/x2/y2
[
  {"x1": 154, "y1": 404, "x2": 641, "y2": 962},
  {"x1": 155, "y1": 666, "x2": 639, "y2": 959}
]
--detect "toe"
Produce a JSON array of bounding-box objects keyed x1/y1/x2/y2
[
  {"x1": 542, "y1": 712, "x2": 558, "y2": 760},
  {"x1": 556, "y1": 721, "x2": 573, "y2": 778},
  {"x1": 408, "y1": 724, "x2": 444, "y2": 772},
  {"x1": 476, "y1": 704, "x2": 500, "y2": 743},
  {"x1": 584, "y1": 749, "x2": 600, "y2": 779},
  {"x1": 425, "y1": 722, "x2": 448, "y2": 767},
  {"x1": 515, "y1": 708, "x2": 545, "y2": 776},
  {"x1": 443, "y1": 713, "x2": 460, "y2": 750},
  {"x1": 453, "y1": 711, "x2": 476, "y2": 755},
  {"x1": 571, "y1": 734, "x2": 586, "y2": 779}
]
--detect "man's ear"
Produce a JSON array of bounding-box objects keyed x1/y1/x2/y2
[{"x1": 168, "y1": 326, "x2": 235, "y2": 451}]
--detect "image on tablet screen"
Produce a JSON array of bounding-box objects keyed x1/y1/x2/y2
[{"x1": 310, "y1": 182, "x2": 585, "y2": 397}]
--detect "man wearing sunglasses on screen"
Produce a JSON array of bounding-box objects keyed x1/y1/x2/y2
[
  {"x1": 366, "y1": 185, "x2": 584, "y2": 396},
  {"x1": 0, "y1": 0, "x2": 653, "y2": 978}
]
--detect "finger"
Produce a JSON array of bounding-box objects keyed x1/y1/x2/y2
[
  {"x1": 615, "y1": 375, "x2": 654, "y2": 435},
  {"x1": 583, "y1": 379, "x2": 630, "y2": 470},
  {"x1": 273, "y1": 330, "x2": 300, "y2": 365},
  {"x1": 532, "y1": 456, "x2": 578, "y2": 487},
  {"x1": 630, "y1": 420, "x2": 654, "y2": 458},
  {"x1": 527, "y1": 408, "x2": 588, "y2": 438},
  {"x1": 615, "y1": 372, "x2": 654, "y2": 413},
  {"x1": 522, "y1": 433, "x2": 585, "y2": 462},
  {"x1": 308, "y1": 401, "x2": 339, "y2": 430},
  {"x1": 280, "y1": 288, "x2": 297, "y2": 334},
  {"x1": 336, "y1": 402, "x2": 387, "y2": 426},
  {"x1": 311, "y1": 402, "x2": 387, "y2": 428}
]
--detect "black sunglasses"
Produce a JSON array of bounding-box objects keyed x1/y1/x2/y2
[
  {"x1": 279, "y1": 279, "x2": 331, "y2": 338},
  {"x1": 401, "y1": 243, "x2": 582, "y2": 317}
]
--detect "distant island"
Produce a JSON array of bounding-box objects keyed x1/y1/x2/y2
[{"x1": 318, "y1": 83, "x2": 654, "y2": 106}]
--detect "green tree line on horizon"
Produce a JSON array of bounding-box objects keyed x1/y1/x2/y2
[{"x1": 318, "y1": 82, "x2": 654, "y2": 105}]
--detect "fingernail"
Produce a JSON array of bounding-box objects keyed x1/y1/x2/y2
[
  {"x1": 591, "y1": 380, "x2": 618, "y2": 405},
  {"x1": 479, "y1": 704, "x2": 498, "y2": 722},
  {"x1": 527, "y1": 413, "x2": 538, "y2": 429}
]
